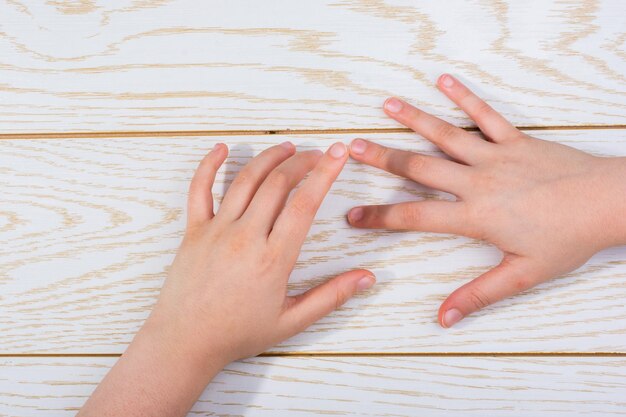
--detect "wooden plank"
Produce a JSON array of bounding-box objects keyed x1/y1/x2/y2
[
  {"x1": 0, "y1": 0, "x2": 625, "y2": 133},
  {"x1": 1, "y1": 130, "x2": 626, "y2": 354},
  {"x1": 2, "y1": 356, "x2": 626, "y2": 416}
]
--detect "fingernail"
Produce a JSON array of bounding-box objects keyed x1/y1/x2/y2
[
  {"x1": 212, "y1": 142, "x2": 224, "y2": 152},
  {"x1": 329, "y1": 142, "x2": 346, "y2": 158},
  {"x1": 443, "y1": 308, "x2": 463, "y2": 328},
  {"x1": 356, "y1": 275, "x2": 375, "y2": 291},
  {"x1": 280, "y1": 141, "x2": 294, "y2": 151},
  {"x1": 439, "y1": 74, "x2": 454, "y2": 89},
  {"x1": 384, "y1": 97, "x2": 403, "y2": 113},
  {"x1": 350, "y1": 139, "x2": 367, "y2": 155},
  {"x1": 349, "y1": 207, "x2": 364, "y2": 222}
]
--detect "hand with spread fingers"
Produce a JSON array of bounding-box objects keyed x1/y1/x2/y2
[
  {"x1": 347, "y1": 73, "x2": 626, "y2": 328},
  {"x1": 79, "y1": 141, "x2": 376, "y2": 417}
]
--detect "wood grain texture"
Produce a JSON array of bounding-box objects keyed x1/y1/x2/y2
[
  {"x1": 1, "y1": 0, "x2": 625, "y2": 133},
  {"x1": 1, "y1": 130, "x2": 626, "y2": 354},
  {"x1": 2, "y1": 356, "x2": 626, "y2": 416}
]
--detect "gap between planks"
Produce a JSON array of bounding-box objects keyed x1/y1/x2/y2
[
  {"x1": 1, "y1": 352, "x2": 626, "y2": 358},
  {"x1": 1, "y1": 125, "x2": 626, "y2": 140},
  {"x1": 3, "y1": 125, "x2": 624, "y2": 359}
]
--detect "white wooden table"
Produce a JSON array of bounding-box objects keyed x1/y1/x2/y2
[{"x1": 1, "y1": 1, "x2": 626, "y2": 415}]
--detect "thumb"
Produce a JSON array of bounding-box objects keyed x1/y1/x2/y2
[
  {"x1": 281, "y1": 269, "x2": 376, "y2": 336},
  {"x1": 438, "y1": 255, "x2": 542, "y2": 328}
]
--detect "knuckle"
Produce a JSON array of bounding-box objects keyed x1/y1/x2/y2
[
  {"x1": 316, "y1": 162, "x2": 336, "y2": 178},
  {"x1": 399, "y1": 205, "x2": 420, "y2": 225},
  {"x1": 262, "y1": 245, "x2": 281, "y2": 269},
  {"x1": 434, "y1": 123, "x2": 458, "y2": 143},
  {"x1": 464, "y1": 200, "x2": 481, "y2": 223},
  {"x1": 470, "y1": 170, "x2": 500, "y2": 194},
  {"x1": 457, "y1": 88, "x2": 472, "y2": 101},
  {"x1": 183, "y1": 224, "x2": 205, "y2": 244},
  {"x1": 502, "y1": 257, "x2": 534, "y2": 292},
  {"x1": 464, "y1": 201, "x2": 495, "y2": 238},
  {"x1": 411, "y1": 108, "x2": 426, "y2": 125},
  {"x1": 372, "y1": 145, "x2": 388, "y2": 163},
  {"x1": 227, "y1": 234, "x2": 248, "y2": 253},
  {"x1": 458, "y1": 204, "x2": 485, "y2": 240},
  {"x1": 508, "y1": 130, "x2": 527, "y2": 143},
  {"x1": 334, "y1": 284, "x2": 350, "y2": 310},
  {"x1": 398, "y1": 204, "x2": 421, "y2": 227},
  {"x1": 472, "y1": 100, "x2": 493, "y2": 119},
  {"x1": 467, "y1": 287, "x2": 491, "y2": 310},
  {"x1": 267, "y1": 169, "x2": 291, "y2": 189},
  {"x1": 406, "y1": 154, "x2": 427, "y2": 173},
  {"x1": 472, "y1": 174, "x2": 491, "y2": 190},
  {"x1": 232, "y1": 170, "x2": 251, "y2": 187},
  {"x1": 289, "y1": 194, "x2": 317, "y2": 217}
]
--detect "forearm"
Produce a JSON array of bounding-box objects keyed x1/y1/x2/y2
[{"x1": 78, "y1": 316, "x2": 226, "y2": 417}]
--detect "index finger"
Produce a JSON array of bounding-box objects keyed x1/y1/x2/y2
[
  {"x1": 348, "y1": 138, "x2": 472, "y2": 196},
  {"x1": 436, "y1": 74, "x2": 518, "y2": 143},
  {"x1": 269, "y1": 142, "x2": 348, "y2": 261},
  {"x1": 383, "y1": 97, "x2": 493, "y2": 165}
]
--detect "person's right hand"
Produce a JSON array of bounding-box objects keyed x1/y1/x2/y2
[{"x1": 347, "y1": 74, "x2": 626, "y2": 328}]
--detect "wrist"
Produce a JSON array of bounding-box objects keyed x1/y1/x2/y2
[
  {"x1": 596, "y1": 156, "x2": 626, "y2": 248},
  {"x1": 78, "y1": 311, "x2": 228, "y2": 417},
  {"x1": 111, "y1": 314, "x2": 227, "y2": 415},
  {"x1": 139, "y1": 307, "x2": 231, "y2": 375}
]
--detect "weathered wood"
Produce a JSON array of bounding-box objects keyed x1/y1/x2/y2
[
  {"x1": 0, "y1": 0, "x2": 625, "y2": 132},
  {"x1": 1, "y1": 130, "x2": 625, "y2": 353},
  {"x1": 2, "y1": 356, "x2": 626, "y2": 416}
]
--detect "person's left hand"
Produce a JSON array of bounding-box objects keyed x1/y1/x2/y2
[
  {"x1": 153, "y1": 141, "x2": 375, "y2": 364},
  {"x1": 79, "y1": 141, "x2": 376, "y2": 417},
  {"x1": 346, "y1": 74, "x2": 626, "y2": 328}
]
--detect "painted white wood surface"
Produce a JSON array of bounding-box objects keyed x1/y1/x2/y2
[
  {"x1": 1, "y1": 0, "x2": 625, "y2": 133},
  {"x1": 2, "y1": 356, "x2": 625, "y2": 416},
  {"x1": 2, "y1": 130, "x2": 626, "y2": 354}
]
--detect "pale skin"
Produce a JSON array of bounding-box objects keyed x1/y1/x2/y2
[
  {"x1": 79, "y1": 74, "x2": 626, "y2": 416},
  {"x1": 78, "y1": 141, "x2": 376, "y2": 417},
  {"x1": 347, "y1": 73, "x2": 626, "y2": 328}
]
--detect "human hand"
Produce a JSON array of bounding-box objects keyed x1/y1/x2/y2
[
  {"x1": 153, "y1": 141, "x2": 376, "y2": 363},
  {"x1": 79, "y1": 141, "x2": 376, "y2": 417},
  {"x1": 347, "y1": 74, "x2": 626, "y2": 328}
]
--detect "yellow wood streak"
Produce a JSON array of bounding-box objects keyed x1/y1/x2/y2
[
  {"x1": 0, "y1": 1, "x2": 624, "y2": 132},
  {"x1": 1, "y1": 130, "x2": 626, "y2": 354},
  {"x1": 2, "y1": 356, "x2": 626, "y2": 416},
  {"x1": 1, "y1": 124, "x2": 626, "y2": 140}
]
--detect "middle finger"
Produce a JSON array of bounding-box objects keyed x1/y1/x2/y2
[
  {"x1": 241, "y1": 149, "x2": 323, "y2": 234},
  {"x1": 349, "y1": 139, "x2": 472, "y2": 197}
]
